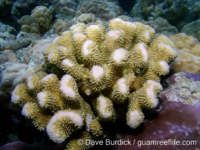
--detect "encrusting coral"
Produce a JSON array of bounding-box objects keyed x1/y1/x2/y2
[{"x1": 11, "y1": 18, "x2": 177, "y2": 149}]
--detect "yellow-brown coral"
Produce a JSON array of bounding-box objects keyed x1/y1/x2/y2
[
  {"x1": 31, "y1": 6, "x2": 52, "y2": 34},
  {"x1": 19, "y1": 15, "x2": 40, "y2": 37},
  {"x1": 169, "y1": 33, "x2": 200, "y2": 74},
  {"x1": 11, "y1": 18, "x2": 177, "y2": 150}
]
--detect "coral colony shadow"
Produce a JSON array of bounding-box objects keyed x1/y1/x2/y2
[{"x1": 117, "y1": 0, "x2": 136, "y2": 13}]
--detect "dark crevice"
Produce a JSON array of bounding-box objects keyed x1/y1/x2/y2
[{"x1": 117, "y1": 0, "x2": 136, "y2": 14}]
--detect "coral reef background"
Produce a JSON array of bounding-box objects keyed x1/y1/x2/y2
[{"x1": 0, "y1": 0, "x2": 200, "y2": 149}]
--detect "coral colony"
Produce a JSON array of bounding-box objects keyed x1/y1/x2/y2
[{"x1": 11, "y1": 18, "x2": 177, "y2": 149}]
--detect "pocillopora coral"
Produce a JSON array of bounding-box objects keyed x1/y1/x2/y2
[{"x1": 11, "y1": 18, "x2": 177, "y2": 149}]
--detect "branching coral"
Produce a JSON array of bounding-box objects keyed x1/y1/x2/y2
[{"x1": 11, "y1": 18, "x2": 177, "y2": 149}]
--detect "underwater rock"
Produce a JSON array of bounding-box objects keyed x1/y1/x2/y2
[
  {"x1": 141, "y1": 17, "x2": 178, "y2": 36},
  {"x1": 117, "y1": 15, "x2": 133, "y2": 22},
  {"x1": 130, "y1": 0, "x2": 199, "y2": 31},
  {"x1": 0, "y1": 38, "x2": 32, "y2": 52},
  {"x1": 0, "y1": 132, "x2": 66, "y2": 150},
  {"x1": 160, "y1": 72, "x2": 200, "y2": 105},
  {"x1": 0, "y1": 0, "x2": 13, "y2": 18},
  {"x1": 22, "y1": 39, "x2": 51, "y2": 68},
  {"x1": 160, "y1": 5, "x2": 189, "y2": 28},
  {"x1": 11, "y1": 0, "x2": 52, "y2": 20},
  {"x1": 0, "y1": 63, "x2": 32, "y2": 94},
  {"x1": 0, "y1": 62, "x2": 14, "y2": 78},
  {"x1": 0, "y1": 50, "x2": 19, "y2": 65},
  {"x1": 192, "y1": 2, "x2": 200, "y2": 20},
  {"x1": 55, "y1": 14, "x2": 73, "y2": 20},
  {"x1": 0, "y1": 32, "x2": 16, "y2": 42},
  {"x1": 0, "y1": 37, "x2": 56, "y2": 105},
  {"x1": 76, "y1": 0, "x2": 124, "y2": 21},
  {"x1": 51, "y1": 0, "x2": 78, "y2": 19},
  {"x1": 0, "y1": 22, "x2": 18, "y2": 36},
  {"x1": 0, "y1": 141, "x2": 37, "y2": 150},
  {"x1": 0, "y1": 39, "x2": 50, "y2": 105},
  {"x1": 181, "y1": 19, "x2": 200, "y2": 42},
  {"x1": 0, "y1": 50, "x2": 19, "y2": 79},
  {"x1": 11, "y1": 0, "x2": 38, "y2": 20},
  {"x1": 0, "y1": 0, "x2": 20, "y2": 31},
  {"x1": 16, "y1": 32, "x2": 40, "y2": 41},
  {"x1": 41, "y1": 29, "x2": 57, "y2": 40},
  {"x1": 0, "y1": 62, "x2": 33, "y2": 129}
]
